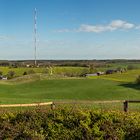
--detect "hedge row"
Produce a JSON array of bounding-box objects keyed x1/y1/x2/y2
[{"x1": 0, "y1": 108, "x2": 140, "y2": 140}]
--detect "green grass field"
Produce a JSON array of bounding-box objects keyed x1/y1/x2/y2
[
  {"x1": 89, "y1": 69, "x2": 140, "y2": 82},
  {"x1": 0, "y1": 73, "x2": 140, "y2": 104},
  {"x1": 0, "y1": 67, "x2": 140, "y2": 106}
]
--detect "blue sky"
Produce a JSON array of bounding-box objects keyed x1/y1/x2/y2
[{"x1": 0, "y1": 0, "x2": 140, "y2": 60}]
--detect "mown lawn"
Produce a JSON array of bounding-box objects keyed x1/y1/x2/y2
[{"x1": 0, "y1": 78, "x2": 140, "y2": 104}]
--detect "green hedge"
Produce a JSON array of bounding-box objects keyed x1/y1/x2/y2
[{"x1": 0, "y1": 108, "x2": 140, "y2": 140}]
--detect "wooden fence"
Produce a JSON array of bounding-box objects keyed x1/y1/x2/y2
[
  {"x1": 0, "y1": 102, "x2": 55, "y2": 109},
  {"x1": 123, "y1": 100, "x2": 140, "y2": 112},
  {"x1": 0, "y1": 100, "x2": 140, "y2": 112},
  {"x1": 54, "y1": 100, "x2": 140, "y2": 112}
]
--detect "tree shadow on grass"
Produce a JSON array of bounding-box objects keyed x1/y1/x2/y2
[{"x1": 119, "y1": 82, "x2": 140, "y2": 90}]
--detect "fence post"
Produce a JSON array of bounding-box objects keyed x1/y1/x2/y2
[
  {"x1": 124, "y1": 101, "x2": 128, "y2": 112},
  {"x1": 51, "y1": 102, "x2": 55, "y2": 110}
]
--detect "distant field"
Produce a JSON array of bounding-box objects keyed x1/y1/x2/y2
[
  {"x1": 0, "y1": 66, "x2": 88, "y2": 77},
  {"x1": 89, "y1": 69, "x2": 140, "y2": 82},
  {"x1": 94, "y1": 62, "x2": 140, "y2": 72}
]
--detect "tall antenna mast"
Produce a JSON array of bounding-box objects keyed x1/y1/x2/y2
[{"x1": 34, "y1": 8, "x2": 37, "y2": 66}]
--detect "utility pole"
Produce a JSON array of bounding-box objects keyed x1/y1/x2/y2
[{"x1": 34, "y1": 8, "x2": 37, "y2": 66}]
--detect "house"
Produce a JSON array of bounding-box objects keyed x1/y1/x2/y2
[
  {"x1": 85, "y1": 73, "x2": 98, "y2": 76},
  {"x1": 2, "y1": 77, "x2": 7, "y2": 80},
  {"x1": 0, "y1": 76, "x2": 2, "y2": 80},
  {"x1": 85, "y1": 71, "x2": 105, "y2": 77},
  {"x1": 97, "y1": 71, "x2": 105, "y2": 76},
  {"x1": 0, "y1": 75, "x2": 8, "y2": 80},
  {"x1": 106, "y1": 70, "x2": 115, "y2": 74}
]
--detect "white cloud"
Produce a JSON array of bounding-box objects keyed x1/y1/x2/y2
[
  {"x1": 54, "y1": 29, "x2": 71, "y2": 33},
  {"x1": 109, "y1": 20, "x2": 134, "y2": 30},
  {"x1": 78, "y1": 24, "x2": 107, "y2": 33},
  {"x1": 55, "y1": 20, "x2": 136, "y2": 33},
  {"x1": 78, "y1": 20, "x2": 135, "y2": 33}
]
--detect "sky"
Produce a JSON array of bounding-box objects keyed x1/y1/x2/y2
[{"x1": 0, "y1": 0, "x2": 140, "y2": 60}]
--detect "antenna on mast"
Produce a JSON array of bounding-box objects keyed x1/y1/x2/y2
[{"x1": 34, "y1": 8, "x2": 37, "y2": 66}]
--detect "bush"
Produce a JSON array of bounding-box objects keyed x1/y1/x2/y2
[
  {"x1": 42, "y1": 68, "x2": 49, "y2": 74},
  {"x1": 89, "y1": 64, "x2": 97, "y2": 73},
  {"x1": 23, "y1": 71, "x2": 27, "y2": 75},
  {"x1": 80, "y1": 68, "x2": 90, "y2": 77},
  {"x1": 127, "y1": 65, "x2": 137, "y2": 70},
  {"x1": 7, "y1": 71, "x2": 15, "y2": 79},
  {"x1": 53, "y1": 67, "x2": 89, "y2": 77},
  {"x1": 136, "y1": 75, "x2": 140, "y2": 84},
  {"x1": 0, "y1": 71, "x2": 2, "y2": 76},
  {"x1": 27, "y1": 69, "x2": 35, "y2": 74},
  {"x1": 0, "y1": 108, "x2": 140, "y2": 139}
]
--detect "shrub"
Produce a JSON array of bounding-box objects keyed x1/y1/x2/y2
[
  {"x1": 27, "y1": 69, "x2": 35, "y2": 74},
  {"x1": 136, "y1": 75, "x2": 140, "y2": 84},
  {"x1": 0, "y1": 71, "x2": 2, "y2": 76},
  {"x1": 79, "y1": 68, "x2": 90, "y2": 77},
  {"x1": 116, "y1": 67, "x2": 122, "y2": 71},
  {"x1": 42, "y1": 68, "x2": 49, "y2": 74},
  {"x1": 53, "y1": 67, "x2": 89, "y2": 77},
  {"x1": 127, "y1": 65, "x2": 137, "y2": 70},
  {"x1": 7, "y1": 71, "x2": 15, "y2": 79},
  {"x1": 23, "y1": 71, "x2": 27, "y2": 75},
  {"x1": 89, "y1": 64, "x2": 97, "y2": 73},
  {"x1": 0, "y1": 109, "x2": 140, "y2": 139}
]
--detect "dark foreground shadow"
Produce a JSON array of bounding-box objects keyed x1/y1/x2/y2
[{"x1": 119, "y1": 82, "x2": 140, "y2": 90}]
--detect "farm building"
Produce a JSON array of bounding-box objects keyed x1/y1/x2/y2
[
  {"x1": 97, "y1": 71, "x2": 105, "y2": 75},
  {"x1": 105, "y1": 70, "x2": 116, "y2": 74},
  {"x1": 86, "y1": 71, "x2": 104, "y2": 77},
  {"x1": 0, "y1": 75, "x2": 7, "y2": 80},
  {"x1": 106, "y1": 68, "x2": 126, "y2": 75},
  {"x1": 86, "y1": 73, "x2": 98, "y2": 76}
]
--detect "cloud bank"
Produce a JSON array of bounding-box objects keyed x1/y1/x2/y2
[{"x1": 56, "y1": 20, "x2": 137, "y2": 33}]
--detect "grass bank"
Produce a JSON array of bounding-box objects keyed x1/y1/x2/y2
[{"x1": 0, "y1": 78, "x2": 140, "y2": 104}]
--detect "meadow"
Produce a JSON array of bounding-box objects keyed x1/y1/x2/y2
[{"x1": 0, "y1": 66, "x2": 140, "y2": 106}]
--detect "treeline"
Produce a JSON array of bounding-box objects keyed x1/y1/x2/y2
[
  {"x1": 0, "y1": 60, "x2": 107, "y2": 67},
  {"x1": 0, "y1": 59, "x2": 140, "y2": 67}
]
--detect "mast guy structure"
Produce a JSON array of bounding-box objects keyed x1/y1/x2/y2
[{"x1": 34, "y1": 8, "x2": 37, "y2": 66}]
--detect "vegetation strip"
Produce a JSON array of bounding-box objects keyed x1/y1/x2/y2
[
  {"x1": 0, "y1": 102, "x2": 53, "y2": 107},
  {"x1": 0, "y1": 108, "x2": 140, "y2": 139}
]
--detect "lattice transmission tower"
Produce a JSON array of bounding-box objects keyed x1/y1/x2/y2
[{"x1": 34, "y1": 8, "x2": 37, "y2": 66}]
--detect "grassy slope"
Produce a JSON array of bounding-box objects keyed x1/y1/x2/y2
[
  {"x1": 0, "y1": 78, "x2": 140, "y2": 104},
  {"x1": 0, "y1": 67, "x2": 140, "y2": 104}
]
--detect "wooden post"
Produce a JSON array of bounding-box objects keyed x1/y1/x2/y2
[
  {"x1": 124, "y1": 101, "x2": 128, "y2": 112},
  {"x1": 51, "y1": 102, "x2": 55, "y2": 110}
]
